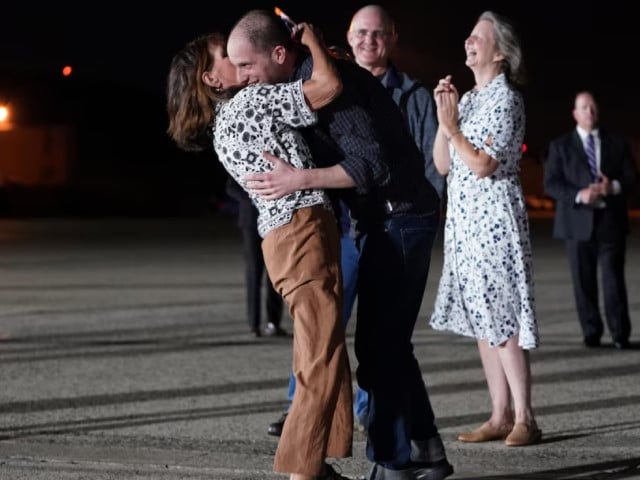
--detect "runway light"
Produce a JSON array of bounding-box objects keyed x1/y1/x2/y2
[{"x1": 62, "y1": 65, "x2": 73, "y2": 77}]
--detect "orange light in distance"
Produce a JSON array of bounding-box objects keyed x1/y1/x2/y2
[
  {"x1": 62, "y1": 65, "x2": 73, "y2": 77},
  {"x1": 0, "y1": 104, "x2": 11, "y2": 130}
]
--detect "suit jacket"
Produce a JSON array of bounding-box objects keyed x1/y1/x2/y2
[{"x1": 544, "y1": 128, "x2": 637, "y2": 241}]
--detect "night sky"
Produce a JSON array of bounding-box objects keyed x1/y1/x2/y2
[{"x1": 1, "y1": 0, "x2": 637, "y2": 160}]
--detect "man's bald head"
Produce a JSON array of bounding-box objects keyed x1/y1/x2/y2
[
  {"x1": 349, "y1": 5, "x2": 396, "y2": 36},
  {"x1": 227, "y1": 9, "x2": 297, "y2": 85},
  {"x1": 347, "y1": 4, "x2": 398, "y2": 76}
]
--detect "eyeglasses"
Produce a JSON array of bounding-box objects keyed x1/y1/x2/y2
[{"x1": 352, "y1": 29, "x2": 390, "y2": 40}]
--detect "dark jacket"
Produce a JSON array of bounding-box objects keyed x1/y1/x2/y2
[
  {"x1": 381, "y1": 64, "x2": 444, "y2": 200},
  {"x1": 293, "y1": 55, "x2": 440, "y2": 233},
  {"x1": 544, "y1": 128, "x2": 637, "y2": 240}
]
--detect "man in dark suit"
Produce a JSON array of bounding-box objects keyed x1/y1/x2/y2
[
  {"x1": 544, "y1": 91, "x2": 637, "y2": 349},
  {"x1": 225, "y1": 176, "x2": 286, "y2": 338}
]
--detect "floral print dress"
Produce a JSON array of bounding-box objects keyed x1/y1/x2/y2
[{"x1": 429, "y1": 74, "x2": 539, "y2": 349}]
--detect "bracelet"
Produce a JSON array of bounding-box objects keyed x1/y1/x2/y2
[{"x1": 447, "y1": 130, "x2": 462, "y2": 141}]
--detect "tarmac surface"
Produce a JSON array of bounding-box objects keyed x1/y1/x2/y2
[{"x1": 0, "y1": 214, "x2": 639, "y2": 480}]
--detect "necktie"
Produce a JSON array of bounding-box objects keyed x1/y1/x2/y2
[{"x1": 585, "y1": 133, "x2": 598, "y2": 180}]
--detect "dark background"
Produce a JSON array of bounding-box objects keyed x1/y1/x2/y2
[{"x1": 0, "y1": 1, "x2": 637, "y2": 216}]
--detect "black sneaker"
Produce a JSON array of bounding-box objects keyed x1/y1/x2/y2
[
  {"x1": 412, "y1": 460, "x2": 454, "y2": 480},
  {"x1": 367, "y1": 460, "x2": 453, "y2": 480},
  {"x1": 267, "y1": 411, "x2": 288, "y2": 436}
]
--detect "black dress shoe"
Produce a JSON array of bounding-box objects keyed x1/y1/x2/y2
[
  {"x1": 319, "y1": 463, "x2": 354, "y2": 480},
  {"x1": 583, "y1": 336, "x2": 601, "y2": 348},
  {"x1": 250, "y1": 327, "x2": 262, "y2": 338},
  {"x1": 267, "y1": 411, "x2": 288, "y2": 436},
  {"x1": 263, "y1": 322, "x2": 290, "y2": 337},
  {"x1": 614, "y1": 339, "x2": 630, "y2": 350}
]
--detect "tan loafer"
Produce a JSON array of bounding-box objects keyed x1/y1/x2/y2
[
  {"x1": 504, "y1": 423, "x2": 542, "y2": 446},
  {"x1": 458, "y1": 422, "x2": 513, "y2": 442}
]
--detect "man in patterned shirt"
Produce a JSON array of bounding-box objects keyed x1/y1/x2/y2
[{"x1": 228, "y1": 9, "x2": 453, "y2": 480}]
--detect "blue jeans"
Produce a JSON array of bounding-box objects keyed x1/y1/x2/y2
[
  {"x1": 354, "y1": 211, "x2": 440, "y2": 468},
  {"x1": 287, "y1": 234, "x2": 369, "y2": 420}
]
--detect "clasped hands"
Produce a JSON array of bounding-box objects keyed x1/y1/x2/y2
[
  {"x1": 579, "y1": 173, "x2": 612, "y2": 205},
  {"x1": 434, "y1": 75, "x2": 460, "y2": 137}
]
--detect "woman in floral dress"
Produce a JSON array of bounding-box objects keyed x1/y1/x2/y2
[{"x1": 429, "y1": 10, "x2": 541, "y2": 447}]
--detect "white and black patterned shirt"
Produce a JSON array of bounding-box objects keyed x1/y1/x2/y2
[{"x1": 213, "y1": 79, "x2": 333, "y2": 238}]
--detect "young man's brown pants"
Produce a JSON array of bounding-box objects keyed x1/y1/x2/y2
[{"x1": 262, "y1": 205, "x2": 353, "y2": 476}]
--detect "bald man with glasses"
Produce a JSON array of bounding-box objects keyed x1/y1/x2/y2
[{"x1": 347, "y1": 4, "x2": 444, "y2": 201}]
